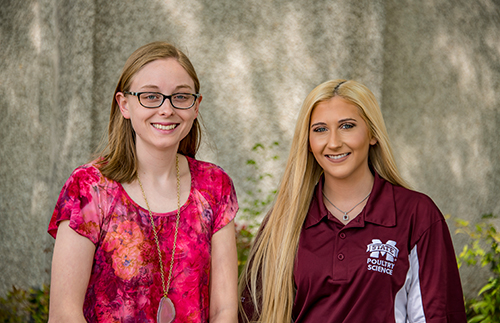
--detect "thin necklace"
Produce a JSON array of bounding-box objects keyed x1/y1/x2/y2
[
  {"x1": 137, "y1": 154, "x2": 180, "y2": 323},
  {"x1": 322, "y1": 191, "x2": 370, "y2": 221}
]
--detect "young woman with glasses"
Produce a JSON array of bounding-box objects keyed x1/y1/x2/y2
[
  {"x1": 48, "y1": 42, "x2": 238, "y2": 323},
  {"x1": 238, "y1": 80, "x2": 467, "y2": 323}
]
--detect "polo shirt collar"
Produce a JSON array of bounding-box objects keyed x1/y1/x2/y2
[{"x1": 304, "y1": 172, "x2": 397, "y2": 229}]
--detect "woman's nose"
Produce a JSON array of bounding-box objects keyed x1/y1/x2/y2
[
  {"x1": 328, "y1": 131, "x2": 342, "y2": 149},
  {"x1": 158, "y1": 98, "x2": 175, "y2": 116}
]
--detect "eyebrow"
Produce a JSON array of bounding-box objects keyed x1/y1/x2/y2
[
  {"x1": 339, "y1": 117, "x2": 357, "y2": 123},
  {"x1": 310, "y1": 118, "x2": 357, "y2": 128},
  {"x1": 310, "y1": 122, "x2": 327, "y2": 128},
  {"x1": 139, "y1": 84, "x2": 194, "y2": 92}
]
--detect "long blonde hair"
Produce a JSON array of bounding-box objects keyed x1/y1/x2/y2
[
  {"x1": 95, "y1": 41, "x2": 201, "y2": 183},
  {"x1": 238, "y1": 79, "x2": 409, "y2": 322}
]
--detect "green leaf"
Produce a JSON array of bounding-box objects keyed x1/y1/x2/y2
[
  {"x1": 478, "y1": 282, "x2": 495, "y2": 296},
  {"x1": 455, "y1": 218, "x2": 470, "y2": 227},
  {"x1": 252, "y1": 143, "x2": 264, "y2": 150},
  {"x1": 481, "y1": 213, "x2": 496, "y2": 219},
  {"x1": 468, "y1": 315, "x2": 485, "y2": 323}
]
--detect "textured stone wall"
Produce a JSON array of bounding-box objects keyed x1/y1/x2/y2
[
  {"x1": 0, "y1": 0, "x2": 498, "y2": 298},
  {"x1": 382, "y1": 0, "x2": 500, "y2": 295}
]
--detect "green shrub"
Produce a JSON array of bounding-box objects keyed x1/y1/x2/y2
[
  {"x1": 236, "y1": 142, "x2": 279, "y2": 275},
  {"x1": 454, "y1": 214, "x2": 500, "y2": 323},
  {"x1": 0, "y1": 284, "x2": 49, "y2": 322}
]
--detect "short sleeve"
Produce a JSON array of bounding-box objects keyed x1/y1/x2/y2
[
  {"x1": 408, "y1": 213, "x2": 467, "y2": 322},
  {"x1": 47, "y1": 165, "x2": 104, "y2": 245},
  {"x1": 212, "y1": 169, "x2": 238, "y2": 234}
]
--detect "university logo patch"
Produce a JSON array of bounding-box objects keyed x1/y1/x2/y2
[{"x1": 366, "y1": 239, "x2": 399, "y2": 275}]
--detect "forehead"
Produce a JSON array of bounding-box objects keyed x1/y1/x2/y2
[
  {"x1": 130, "y1": 58, "x2": 195, "y2": 90},
  {"x1": 311, "y1": 96, "x2": 361, "y2": 121}
]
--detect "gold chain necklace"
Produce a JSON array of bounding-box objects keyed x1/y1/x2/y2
[{"x1": 137, "y1": 155, "x2": 180, "y2": 323}]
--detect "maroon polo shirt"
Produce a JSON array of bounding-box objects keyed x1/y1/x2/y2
[{"x1": 292, "y1": 173, "x2": 466, "y2": 322}]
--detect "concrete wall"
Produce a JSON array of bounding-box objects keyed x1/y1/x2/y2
[
  {"x1": 1, "y1": 0, "x2": 499, "y2": 298},
  {"x1": 382, "y1": 0, "x2": 500, "y2": 295}
]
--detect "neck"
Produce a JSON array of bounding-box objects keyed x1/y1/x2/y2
[
  {"x1": 136, "y1": 143, "x2": 179, "y2": 181},
  {"x1": 322, "y1": 169, "x2": 374, "y2": 204}
]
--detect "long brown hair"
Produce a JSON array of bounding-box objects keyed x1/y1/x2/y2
[
  {"x1": 95, "y1": 41, "x2": 201, "y2": 183},
  {"x1": 238, "y1": 79, "x2": 409, "y2": 322}
]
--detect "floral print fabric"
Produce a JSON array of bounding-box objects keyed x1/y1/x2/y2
[{"x1": 48, "y1": 156, "x2": 238, "y2": 322}]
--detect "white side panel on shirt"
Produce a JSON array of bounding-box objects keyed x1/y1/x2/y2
[{"x1": 394, "y1": 245, "x2": 426, "y2": 323}]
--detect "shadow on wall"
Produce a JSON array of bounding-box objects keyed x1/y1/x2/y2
[
  {"x1": 383, "y1": 0, "x2": 500, "y2": 216},
  {"x1": 381, "y1": 0, "x2": 500, "y2": 298}
]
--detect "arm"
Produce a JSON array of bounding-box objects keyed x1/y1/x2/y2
[
  {"x1": 406, "y1": 219, "x2": 467, "y2": 322},
  {"x1": 210, "y1": 220, "x2": 238, "y2": 323},
  {"x1": 48, "y1": 220, "x2": 96, "y2": 323}
]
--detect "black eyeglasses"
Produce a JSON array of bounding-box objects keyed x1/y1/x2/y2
[{"x1": 124, "y1": 91, "x2": 200, "y2": 109}]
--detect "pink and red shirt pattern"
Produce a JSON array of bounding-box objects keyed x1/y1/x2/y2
[{"x1": 48, "y1": 156, "x2": 238, "y2": 322}]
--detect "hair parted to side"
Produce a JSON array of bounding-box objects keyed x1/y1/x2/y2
[
  {"x1": 95, "y1": 41, "x2": 201, "y2": 183},
  {"x1": 238, "y1": 79, "x2": 409, "y2": 323}
]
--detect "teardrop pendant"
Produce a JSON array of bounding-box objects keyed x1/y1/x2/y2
[{"x1": 157, "y1": 296, "x2": 176, "y2": 323}]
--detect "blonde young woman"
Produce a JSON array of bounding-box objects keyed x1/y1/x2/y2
[
  {"x1": 48, "y1": 42, "x2": 238, "y2": 322},
  {"x1": 239, "y1": 80, "x2": 466, "y2": 323}
]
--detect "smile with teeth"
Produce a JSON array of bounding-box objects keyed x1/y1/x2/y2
[
  {"x1": 152, "y1": 123, "x2": 177, "y2": 130},
  {"x1": 326, "y1": 153, "x2": 350, "y2": 160}
]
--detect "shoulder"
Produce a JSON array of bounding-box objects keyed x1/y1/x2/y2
[
  {"x1": 372, "y1": 174, "x2": 443, "y2": 225},
  {"x1": 391, "y1": 185, "x2": 447, "y2": 240},
  {"x1": 70, "y1": 162, "x2": 103, "y2": 181},
  {"x1": 49, "y1": 162, "x2": 118, "y2": 240},
  {"x1": 187, "y1": 157, "x2": 238, "y2": 212},
  {"x1": 63, "y1": 161, "x2": 118, "y2": 197},
  {"x1": 393, "y1": 185, "x2": 441, "y2": 217},
  {"x1": 187, "y1": 157, "x2": 234, "y2": 184}
]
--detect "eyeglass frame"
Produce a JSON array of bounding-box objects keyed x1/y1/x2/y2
[{"x1": 123, "y1": 91, "x2": 200, "y2": 110}]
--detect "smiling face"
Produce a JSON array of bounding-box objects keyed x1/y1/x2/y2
[
  {"x1": 116, "y1": 58, "x2": 201, "y2": 154},
  {"x1": 309, "y1": 96, "x2": 377, "y2": 184}
]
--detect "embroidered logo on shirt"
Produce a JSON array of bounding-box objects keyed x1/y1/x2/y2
[{"x1": 366, "y1": 239, "x2": 399, "y2": 275}]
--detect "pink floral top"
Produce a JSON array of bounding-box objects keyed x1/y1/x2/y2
[{"x1": 48, "y1": 156, "x2": 238, "y2": 322}]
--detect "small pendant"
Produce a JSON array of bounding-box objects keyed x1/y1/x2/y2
[
  {"x1": 343, "y1": 213, "x2": 349, "y2": 221},
  {"x1": 157, "y1": 296, "x2": 175, "y2": 323}
]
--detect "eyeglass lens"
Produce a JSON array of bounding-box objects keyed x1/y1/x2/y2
[{"x1": 139, "y1": 92, "x2": 195, "y2": 109}]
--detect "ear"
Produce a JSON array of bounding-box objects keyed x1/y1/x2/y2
[
  {"x1": 193, "y1": 94, "x2": 202, "y2": 118},
  {"x1": 116, "y1": 92, "x2": 131, "y2": 119},
  {"x1": 370, "y1": 136, "x2": 378, "y2": 146}
]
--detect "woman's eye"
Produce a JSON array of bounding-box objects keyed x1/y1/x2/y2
[
  {"x1": 340, "y1": 123, "x2": 354, "y2": 130},
  {"x1": 172, "y1": 94, "x2": 189, "y2": 101},
  {"x1": 313, "y1": 126, "x2": 327, "y2": 133},
  {"x1": 143, "y1": 93, "x2": 161, "y2": 100}
]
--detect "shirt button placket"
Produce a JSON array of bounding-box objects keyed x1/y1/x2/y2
[
  {"x1": 338, "y1": 233, "x2": 346, "y2": 260},
  {"x1": 334, "y1": 230, "x2": 348, "y2": 280}
]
